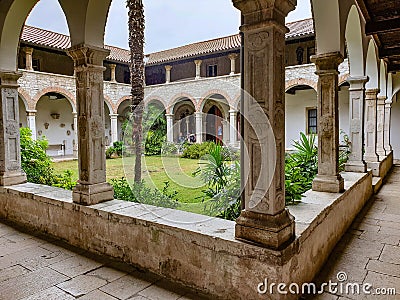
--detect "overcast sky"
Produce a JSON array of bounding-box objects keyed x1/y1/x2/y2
[{"x1": 26, "y1": 0, "x2": 312, "y2": 54}]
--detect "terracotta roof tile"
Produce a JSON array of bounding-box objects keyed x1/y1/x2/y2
[{"x1": 21, "y1": 18, "x2": 314, "y2": 65}]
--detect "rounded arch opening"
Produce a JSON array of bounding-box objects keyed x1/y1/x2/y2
[{"x1": 345, "y1": 5, "x2": 364, "y2": 77}]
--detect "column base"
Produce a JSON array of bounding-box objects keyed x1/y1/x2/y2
[
  {"x1": 0, "y1": 172, "x2": 27, "y2": 186},
  {"x1": 235, "y1": 209, "x2": 295, "y2": 250},
  {"x1": 345, "y1": 161, "x2": 367, "y2": 173},
  {"x1": 73, "y1": 182, "x2": 114, "y2": 206},
  {"x1": 312, "y1": 174, "x2": 344, "y2": 193}
]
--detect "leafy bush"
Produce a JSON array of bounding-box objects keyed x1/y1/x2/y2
[
  {"x1": 285, "y1": 132, "x2": 318, "y2": 204},
  {"x1": 143, "y1": 104, "x2": 167, "y2": 156},
  {"x1": 181, "y1": 142, "x2": 215, "y2": 159},
  {"x1": 145, "y1": 130, "x2": 165, "y2": 156},
  {"x1": 106, "y1": 146, "x2": 116, "y2": 159},
  {"x1": 20, "y1": 127, "x2": 56, "y2": 185},
  {"x1": 113, "y1": 141, "x2": 125, "y2": 157},
  {"x1": 161, "y1": 142, "x2": 178, "y2": 156},
  {"x1": 111, "y1": 177, "x2": 179, "y2": 208},
  {"x1": 53, "y1": 170, "x2": 77, "y2": 190}
]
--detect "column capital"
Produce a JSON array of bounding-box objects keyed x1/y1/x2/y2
[
  {"x1": 229, "y1": 109, "x2": 238, "y2": 113},
  {"x1": 385, "y1": 99, "x2": 393, "y2": 105},
  {"x1": 26, "y1": 110, "x2": 37, "y2": 116},
  {"x1": 66, "y1": 44, "x2": 110, "y2": 67},
  {"x1": 365, "y1": 88, "x2": 380, "y2": 99},
  {"x1": 0, "y1": 70, "x2": 22, "y2": 86},
  {"x1": 165, "y1": 65, "x2": 173, "y2": 71},
  {"x1": 109, "y1": 113, "x2": 119, "y2": 119},
  {"x1": 72, "y1": 112, "x2": 78, "y2": 117},
  {"x1": 233, "y1": 0, "x2": 296, "y2": 25},
  {"x1": 347, "y1": 76, "x2": 369, "y2": 90},
  {"x1": 24, "y1": 47, "x2": 34, "y2": 55},
  {"x1": 194, "y1": 60, "x2": 202, "y2": 66},
  {"x1": 194, "y1": 111, "x2": 204, "y2": 117},
  {"x1": 311, "y1": 52, "x2": 344, "y2": 74},
  {"x1": 228, "y1": 53, "x2": 239, "y2": 60},
  {"x1": 109, "y1": 63, "x2": 116, "y2": 68},
  {"x1": 165, "y1": 113, "x2": 174, "y2": 118}
]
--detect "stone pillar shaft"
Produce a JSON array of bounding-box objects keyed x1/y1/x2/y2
[
  {"x1": 229, "y1": 110, "x2": 238, "y2": 146},
  {"x1": 384, "y1": 99, "x2": 393, "y2": 154},
  {"x1": 26, "y1": 110, "x2": 37, "y2": 141},
  {"x1": 165, "y1": 65, "x2": 172, "y2": 83},
  {"x1": 0, "y1": 71, "x2": 26, "y2": 185},
  {"x1": 166, "y1": 114, "x2": 174, "y2": 143},
  {"x1": 376, "y1": 96, "x2": 386, "y2": 159},
  {"x1": 73, "y1": 112, "x2": 78, "y2": 158},
  {"x1": 311, "y1": 52, "x2": 344, "y2": 193},
  {"x1": 110, "y1": 64, "x2": 117, "y2": 82},
  {"x1": 234, "y1": 0, "x2": 296, "y2": 250},
  {"x1": 345, "y1": 76, "x2": 368, "y2": 173},
  {"x1": 25, "y1": 47, "x2": 34, "y2": 71},
  {"x1": 364, "y1": 89, "x2": 379, "y2": 162},
  {"x1": 194, "y1": 60, "x2": 202, "y2": 80},
  {"x1": 110, "y1": 114, "x2": 118, "y2": 144},
  {"x1": 67, "y1": 44, "x2": 114, "y2": 205},
  {"x1": 228, "y1": 53, "x2": 238, "y2": 75},
  {"x1": 195, "y1": 112, "x2": 203, "y2": 144}
]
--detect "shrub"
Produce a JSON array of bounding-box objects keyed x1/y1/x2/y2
[
  {"x1": 53, "y1": 170, "x2": 77, "y2": 190},
  {"x1": 111, "y1": 178, "x2": 179, "y2": 209},
  {"x1": 181, "y1": 141, "x2": 215, "y2": 159},
  {"x1": 161, "y1": 142, "x2": 178, "y2": 156},
  {"x1": 20, "y1": 127, "x2": 55, "y2": 185},
  {"x1": 113, "y1": 141, "x2": 125, "y2": 157},
  {"x1": 106, "y1": 146, "x2": 116, "y2": 159}
]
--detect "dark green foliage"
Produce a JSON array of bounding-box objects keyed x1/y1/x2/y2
[
  {"x1": 20, "y1": 127, "x2": 55, "y2": 185},
  {"x1": 106, "y1": 146, "x2": 116, "y2": 159},
  {"x1": 194, "y1": 143, "x2": 241, "y2": 220},
  {"x1": 285, "y1": 132, "x2": 318, "y2": 204},
  {"x1": 113, "y1": 141, "x2": 125, "y2": 157},
  {"x1": 161, "y1": 142, "x2": 178, "y2": 156},
  {"x1": 111, "y1": 177, "x2": 178, "y2": 208},
  {"x1": 143, "y1": 104, "x2": 167, "y2": 156},
  {"x1": 181, "y1": 142, "x2": 215, "y2": 159}
]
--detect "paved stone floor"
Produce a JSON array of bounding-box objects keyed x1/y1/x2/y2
[
  {"x1": 311, "y1": 166, "x2": 400, "y2": 300},
  {"x1": 0, "y1": 223, "x2": 209, "y2": 300}
]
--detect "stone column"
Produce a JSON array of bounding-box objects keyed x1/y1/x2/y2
[
  {"x1": 0, "y1": 71, "x2": 27, "y2": 185},
  {"x1": 345, "y1": 76, "x2": 368, "y2": 173},
  {"x1": 73, "y1": 112, "x2": 78, "y2": 158},
  {"x1": 376, "y1": 96, "x2": 387, "y2": 159},
  {"x1": 67, "y1": 44, "x2": 114, "y2": 205},
  {"x1": 195, "y1": 112, "x2": 203, "y2": 144},
  {"x1": 194, "y1": 60, "x2": 202, "y2": 80},
  {"x1": 384, "y1": 99, "x2": 393, "y2": 154},
  {"x1": 24, "y1": 47, "x2": 34, "y2": 71},
  {"x1": 234, "y1": 0, "x2": 296, "y2": 249},
  {"x1": 228, "y1": 53, "x2": 238, "y2": 75},
  {"x1": 26, "y1": 110, "x2": 37, "y2": 141},
  {"x1": 109, "y1": 64, "x2": 117, "y2": 82},
  {"x1": 110, "y1": 114, "x2": 118, "y2": 144},
  {"x1": 311, "y1": 52, "x2": 344, "y2": 193},
  {"x1": 229, "y1": 109, "x2": 238, "y2": 146},
  {"x1": 364, "y1": 89, "x2": 379, "y2": 162},
  {"x1": 165, "y1": 65, "x2": 172, "y2": 83},
  {"x1": 166, "y1": 114, "x2": 174, "y2": 143}
]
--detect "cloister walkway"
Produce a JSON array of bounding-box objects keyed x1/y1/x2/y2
[
  {"x1": 0, "y1": 166, "x2": 399, "y2": 300},
  {"x1": 312, "y1": 166, "x2": 400, "y2": 300}
]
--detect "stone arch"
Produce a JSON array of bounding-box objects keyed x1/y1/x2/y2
[
  {"x1": 144, "y1": 96, "x2": 167, "y2": 111},
  {"x1": 169, "y1": 93, "x2": 197, "y2": 114},
  {"x1": 345, "y1": 5, "x2": 365, "y2": 77},
  {"x1": 198, "y1": 90, "x2": 233, "y2": 111},
  {"x1": 199, "y1": 93, "x2": 230, "y2": 117},
  {"x1": 104, "y1": 95, "x2": 115, "y2": 113},
  {"x1": 116, "y1": 95, "x2": 131, "y2": 113},
  {"x1": 379, "y1": 60, "x2": 387, "y2": 97},
  {"x1": 18, "y1": 88, "x2": 32, "y2": 110},
  {"x1": 365, "y1": 39, "x2": 380, "y2": 90},
  {"x1": 33, "y1": 87, "x2": 76, "y2": 112},
  {"x1": 285, "y1": 79, "x2": 317, "y2": 92}
]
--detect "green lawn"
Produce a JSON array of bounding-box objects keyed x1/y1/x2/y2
[{"x1": 53, "y1": 156, "x2": 210, "y2": 214}]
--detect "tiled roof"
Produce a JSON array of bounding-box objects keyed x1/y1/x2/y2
[
  {"x1": 146, "y1": 18, "x2": 314, "y2": 65},
  {"x1": 21, "y1": 18, "x2": 314, "y2": 65}
]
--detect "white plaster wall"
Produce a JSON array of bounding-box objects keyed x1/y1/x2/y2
[
  {"x1": 18, "y1": 97, "x2": 27, "y2": 128},
  {"x1": 339, "y1": 86, "x2": 350, "y2": 143},
  {"x1": 36, "y1": 96, "x2": 75, "y2": 156},
  {"x1": 391, "y1": 93, "x2": 400, "y2": 159},
  {"x1": 285, "y1": 89, "x2": 317, "y2": 150}
]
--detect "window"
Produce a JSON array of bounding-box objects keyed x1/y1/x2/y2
[
  {"x1": 207, "y1": 65, "x2": 218, "y2": 77},
  {"x1": 307, "y1": 108, "x2": 317, "y2": 134},
  {"x1": 32, "y1": 58, "x2": 40, "y2": 71},
  {"x1": 307, "y1": 47, "x2": 316, "y2": 64}
]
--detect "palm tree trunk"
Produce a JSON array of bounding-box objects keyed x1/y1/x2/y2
[{"x1": 127, "y1": 0, "x2": 145, "y2": 183}]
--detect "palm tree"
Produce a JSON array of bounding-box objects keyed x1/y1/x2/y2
[{"x1": 127, "y1": 0, "x2": 145, "y2": 183}]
